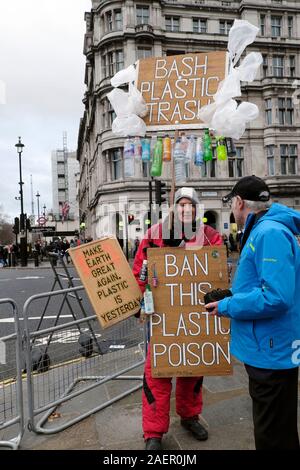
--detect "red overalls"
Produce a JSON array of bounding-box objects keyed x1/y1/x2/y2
[{"x1": 132, "y1": 222, "x2": 222, "y2": 439}]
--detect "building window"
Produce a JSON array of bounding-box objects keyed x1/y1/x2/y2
[
  {"x1": 280, "y1": 144, "x2": 297, "y2": 175},
  {"x1": 271, "y1": 16, "x2": 282, "y2": 37},
  {"x1": 108, "y1": 101, "x2": 116, "y2": 127},
  {"x1": 105, "y1": 11, "x2": 113, "y2": 31},
  {"x1": 137, "y1": 47, "x2": 153, "y2": 60},
  {"x1": 262, "y1": 55, "x2": 268, "y2": 78},
  {"x1": 108, "y1": 51, "x2": 114, "y2": 76},
  {"x1": 288, "y1": 16, "x2": 293, "y2": 38},
  {"x1": 101, "y1": 99, "x2": 108, "y2": 129},
  {"x1": 165, "y1": 16, "x2": 180, "y2": 32},
  {"x1": 228, "y1": 148, "x2": 244, "y2": 178},
  {"x1": 116, "y1": 50, "x2": 124, "y2": 72},
  {"x1": 110, "y1": 148, "x2": 123, "y2": 180},
  {"x1": 136, "y1": 5, "x2": 149, "y2": 25},
  {"x1": 57, "y1": 163, "x2": 65, "y2": 175},
  {"x1": 115, "y1": 10, "x2": 122, "y2": 30},
  {"x1": 272, "y1": 56, "x2": 284, "y2": 77},
  {"x1": 193, "y1": 18, "x2": 207, "y2": 33},
  {"x1": 219, "y1": 20, "x2": 233, "y2": 35},
  {"x1": 266, "y1": 145, "x2": 275, "y2": 176},
  {"x1": 102, "y1": 49, "x2": 124, "y2": 78},
  {"x1": 289, "y1": 56, "x2": 295, "y2": 77},
  {"x1": 260, "y1": 15, "x2": 265, "y2": 36},
  {"x1": 278, "y1": 98, "x2": 293, "y2": 125},
  {"x1": 265, "y1": 98, "x2": 272, "y2": 125}
]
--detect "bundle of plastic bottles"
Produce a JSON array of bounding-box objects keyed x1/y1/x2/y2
[{"x1": 123, "y1": 131, "x2": 236, "y2": 182}]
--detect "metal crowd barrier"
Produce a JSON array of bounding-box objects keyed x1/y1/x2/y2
[
  {"x1": 23, "y1": 286, "x2": 146, "y2": 435},
  {"x1": 0, "y1": 299, "x2": 24, "y2": 449}
]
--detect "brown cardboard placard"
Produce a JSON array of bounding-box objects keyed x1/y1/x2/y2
[
  {"x1": 136, "y1": 51, "x2": 228, "y2": 131},
  {"x1": 69, "y1": 237, "x2": 142, "y2": 329},
  {"x1": 147, "y1": 246, "x2": 232, "y2": 377}
]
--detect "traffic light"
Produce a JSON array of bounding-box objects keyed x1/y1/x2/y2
[
  {"x1": 26, "y1": 217, "x2": 31, "y2": 231},
  {"x1": 155, "y1": 180, "x2": 167, "y2": 206},
  {"x1": 13, "y1": 217, "x2": 19, "y2": 235},
  {"x1": 128, "y1": 214, "x2": 135, "y2": 224}
]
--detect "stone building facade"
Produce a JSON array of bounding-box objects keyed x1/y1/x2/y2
[{"x1": 77, "y1": 0, "x2": 300, "y2": 247}]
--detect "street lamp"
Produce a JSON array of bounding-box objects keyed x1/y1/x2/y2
[
  {"x1": 15, "y1": 136, "x2": 27, "y2": 266},
  {"x1": 36, "y1": 191, "x2": 40, "y2": 225}
]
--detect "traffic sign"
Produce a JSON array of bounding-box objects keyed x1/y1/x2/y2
[{"x1": 37, "y1": 216, "x2": 47, "y2": 226}]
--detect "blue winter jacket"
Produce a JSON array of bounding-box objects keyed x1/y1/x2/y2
[{"x1": 218, "y1": 203, "x2": 300, "y2": 369}]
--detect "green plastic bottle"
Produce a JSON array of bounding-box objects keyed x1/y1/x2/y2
[
  {"x1": 150, "y1": 137, "x2": 163, "y2": 177},
  {"x1": 203, "y1": 129, "x2": 213, "y2": 162},
  {"x1": 216, "y1": 136, "x2": 227, "y2": 161}
]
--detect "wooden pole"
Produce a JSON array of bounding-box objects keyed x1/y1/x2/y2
[{"x1": 168, "y1": 130, "x2": 179, "y2": 232}]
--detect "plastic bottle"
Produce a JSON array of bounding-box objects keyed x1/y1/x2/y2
[
  {"x1": 124, "y1": 137, "x2": 135, "y2": 177},
  {"x1": 194, "y1": 137, "x2": 204, "y2": 166},
  {"x1": 216, "y1": 136, "x2": 227, "y2": 161},
  {"x1": 150, "y1": 135, "x2": 157, "y2": 160},
  {"x1": 225, "y1": 138, "x2": 236, "y2": 157},
  {"x1": 134, "y1": 137, "x2": 142, "y2": 158},
  {"x1": 139, "y1": 259, "x2": 148, "y2": 282},
  {"x1": 174, "y1": 137, "x2": 186, "y2": 183},
  {"x1": 141, "y1": 138, "x2": 151, "y2": 161},
  {"x1": 150, "y1": 137, "x2": 163, "y2": 177},
  {"x1": 144, "y1": 284, "x2": 155, "y2": 315},
  {"x1": 203, "y1": 129, "x2": 213, "y2": 162},
  {"x1": 163, "y1": 135, "x2": 171, "y2": 161},
  {"x1": 186, "y1": 135, "x2": 195, "y2": 161},
  {"x1": 180, "y1": 133, "x2": 188, "y2": 154}
]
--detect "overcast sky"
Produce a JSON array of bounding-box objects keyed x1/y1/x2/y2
[{"x1": 0, "y1": 0, "x2": 91, "y2": 222}]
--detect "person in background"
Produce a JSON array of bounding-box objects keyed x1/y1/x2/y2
[
  {"x1": 133, "y1": 236, "x2": 140, "y2": 257},
  {"x1": 133, "y1": 187, "x2": 222, "y2": 451},
  {"x1": 205, "y1": 176, "x2": 300, "y2": 450}
]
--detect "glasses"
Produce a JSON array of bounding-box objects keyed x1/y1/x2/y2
[{"x1": 228, "y1": 196, "x2": 236, "y2": 208}]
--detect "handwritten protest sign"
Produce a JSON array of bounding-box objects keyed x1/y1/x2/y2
[
  {"x1": 136, "y1": 51, "x2": 228, "y2": 130},
  {"x1": 147, "y1": 246, "x2": 232, "y2": 377},
  {"x1": 69, "y1": 237, "x2": 141, "y2": 329}
]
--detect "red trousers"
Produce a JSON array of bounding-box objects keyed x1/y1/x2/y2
[{"x1": 142, "y1": 348, "x2": 203, "y2": 440}]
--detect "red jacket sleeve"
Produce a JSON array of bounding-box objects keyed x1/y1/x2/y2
[
  {"x1": 132, "y1": 231, "x2": 150, "y2": 294},
  {"x1": 204, "y1": 225, "x2": 223, "y2": 246}
]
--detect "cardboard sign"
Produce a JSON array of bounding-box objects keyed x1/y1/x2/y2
[
  {"x1": 69, "y1": 237, "x2": 141, "y2": 329},
  {"x1": 147, "y1": 246, "x2": 232, "y2": 377},
  {"x1": 136, "y1": 51, "x2": 228, "y2": 130}
]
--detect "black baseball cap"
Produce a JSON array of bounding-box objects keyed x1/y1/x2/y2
[{"x1": 222, "y1": 176, "x2": 270, "y2": 203}]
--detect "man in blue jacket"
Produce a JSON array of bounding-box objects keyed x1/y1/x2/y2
[{"x1": 205, "y1": 175, "x2": 300, "y2": 449}]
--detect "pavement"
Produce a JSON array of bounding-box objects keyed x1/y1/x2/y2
[
  {"x1": 19, "y1": 358, "x2": 258, "y2": 451},
  {"x1": 16, "y1": 353, "x2": 300, "y2": 451}
]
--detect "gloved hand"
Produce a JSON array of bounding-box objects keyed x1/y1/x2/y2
[{"x1": 204, "y1": 288, "x2": 232, "y2": 312}]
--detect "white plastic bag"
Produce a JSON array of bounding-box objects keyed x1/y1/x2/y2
[
  {"x1": 228, "y1": 20, "x2": 259, "y2": 66},
  {"x1": 236, "y1": 102, "x2": 259, "y2": 121},
  {"x1": 214, "y1": 69, "x2": 241, "y2": 104},
  {"x1": 110, "y1": 64, "x2": 137, "y2": 87},
  {"x1": 211, "y1": 100, "x2": 258, "y2": 139},
  {"x1": 198, "y1": 102, "x2": 217, "y2": 126},
  {"x1": 128, "y1": 85, "x2": 148, "y2": 117},
  {"x1": 236, "y1": 52, "x2": 263, "y2": 82},
  {"x1": 107, "y1": 88, "x2": 130, "y2": 117},
  {"x1": 112, "y1": 114, "x2": 147, "y2": 137}
]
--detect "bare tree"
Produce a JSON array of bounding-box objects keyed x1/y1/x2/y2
[{"x1": 0, "y1": 213, "x2": 14, "y2": 245}]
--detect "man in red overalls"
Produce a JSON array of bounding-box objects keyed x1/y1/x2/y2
[{"x1": 133, "y1": 187, "x2": 222, "y2": 450}]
